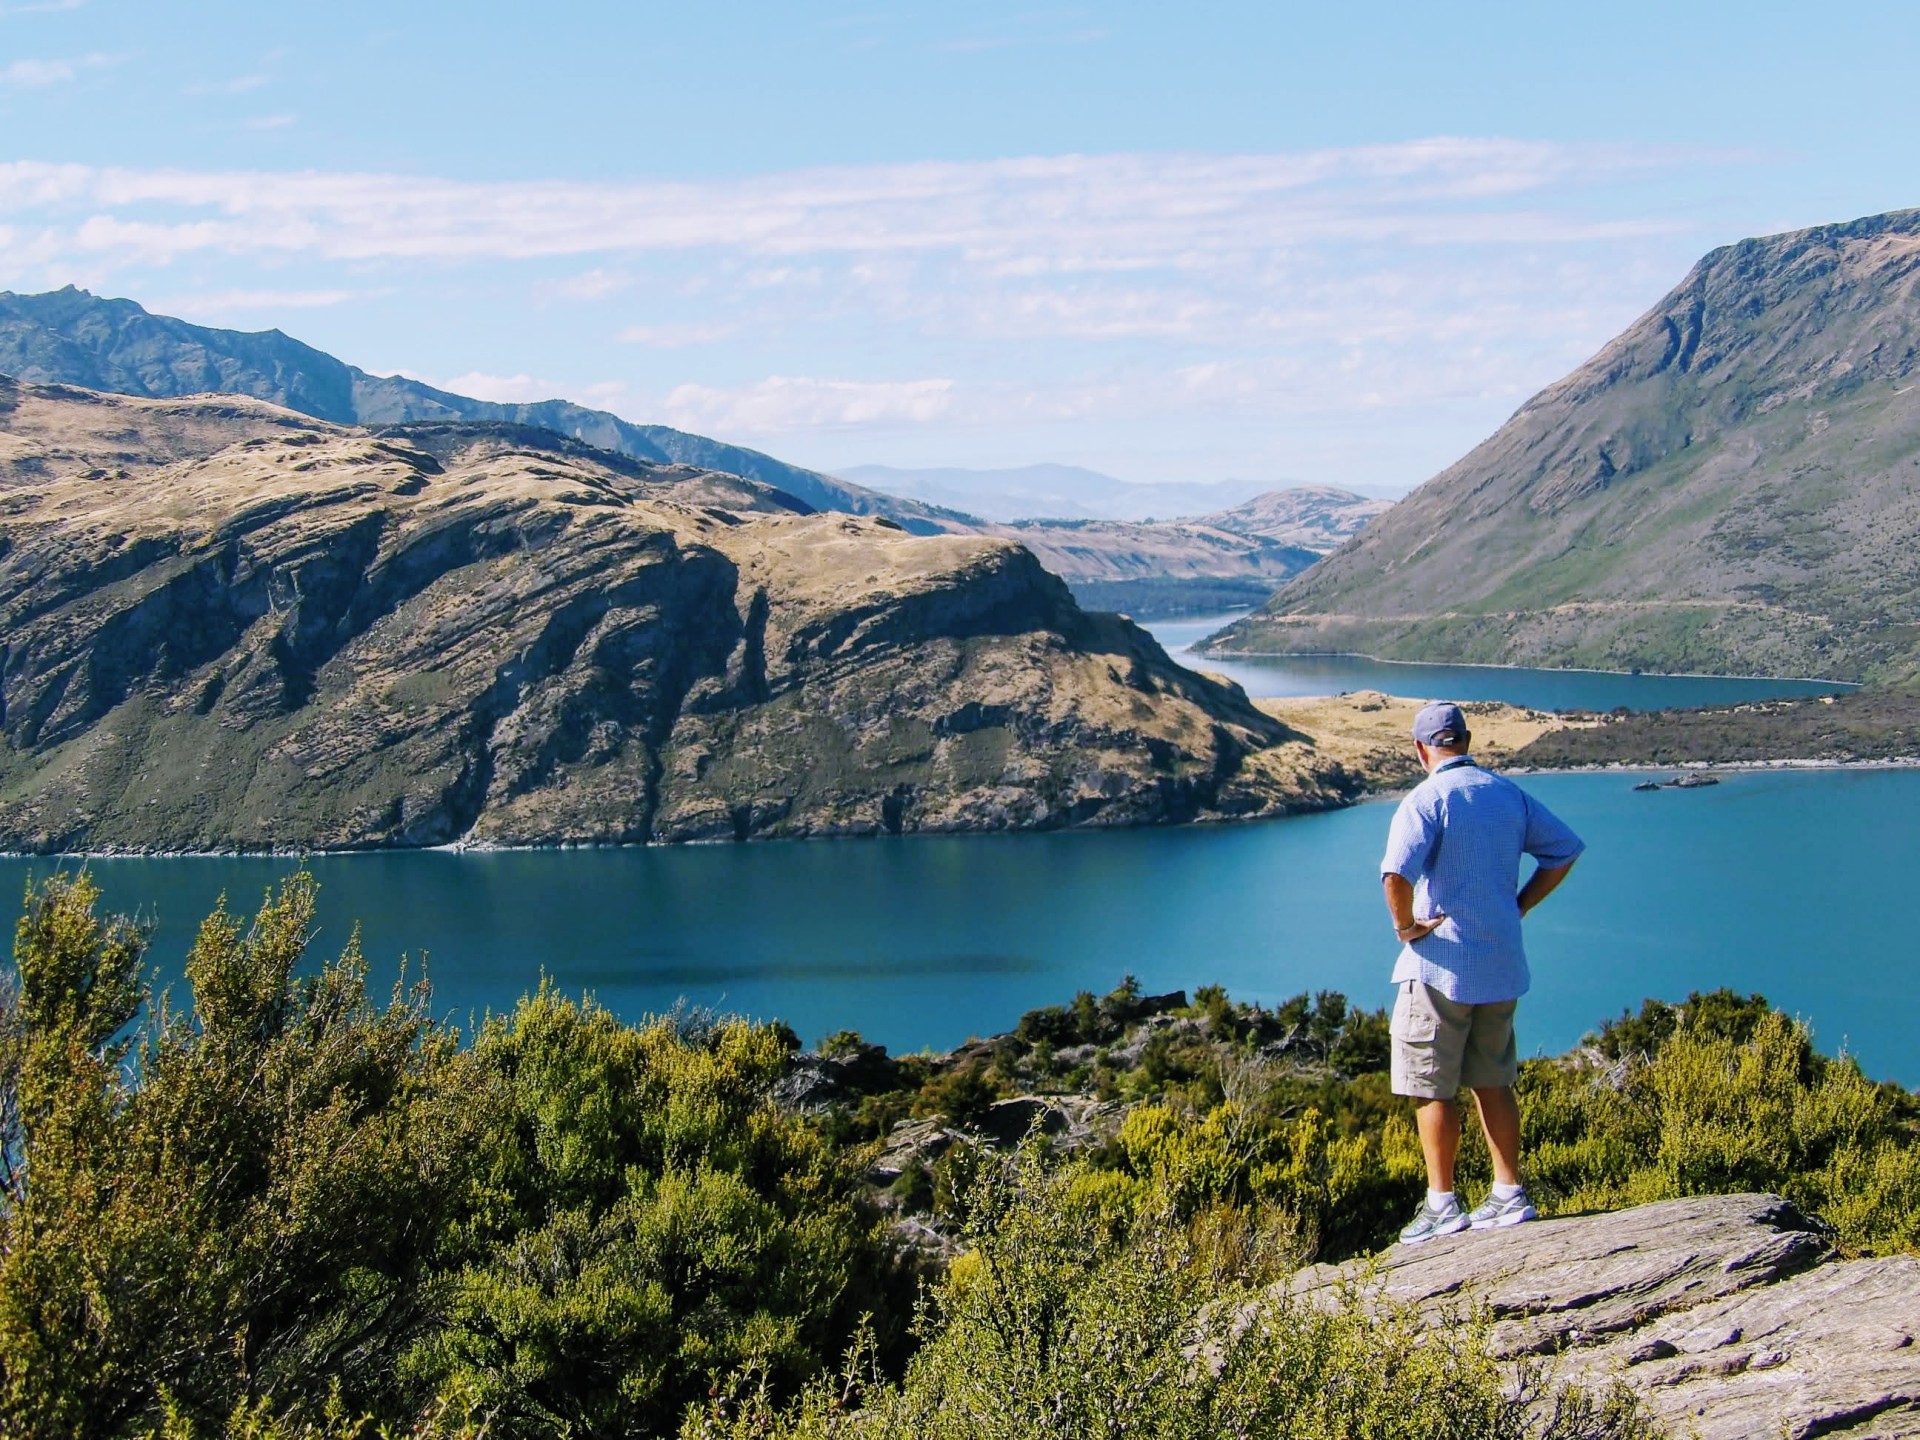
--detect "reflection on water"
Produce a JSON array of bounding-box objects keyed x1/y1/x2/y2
[
  {"x1": 6, "y1": 769, "x2": 1915, "y2": 1084},
  {"x1": 1144, "y1": 615, "x2": 1856, "y2": 713}
]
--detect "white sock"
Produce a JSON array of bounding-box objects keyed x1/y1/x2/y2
[
  {"x1": 1491, "y1": 1181, "x2": 1525, "y2": 1200},
  {"x1": 1427, "y1": 1189, "x2": 1457, "y2": 1209}
]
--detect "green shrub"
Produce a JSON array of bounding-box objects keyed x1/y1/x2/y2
[
  {"x1": 682, "y1": 1151, "x2": 1655, "y2": 1440},
  {"x1": 0, "y1": 871, "x2": 468, "y2": 1436},
  {"x1": 0, "y1": 873, "x2": 903, "y2": 1439},
  {"x1": 1520, "y1": 1006, "x2": 1920, "y2": 1253}
]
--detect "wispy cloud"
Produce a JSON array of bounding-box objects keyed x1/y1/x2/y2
[
  {"x1": 147, "y1": 286, "x2": 368, "y2": 318},
  {"x1": 0, "y1": 0, "x2": 87, "y2": 15},
  {"x1": 242, "y1": 113, "x2": 295, "y2": 131},
  {"x1": 662, "y1": 377, "x2": 956, "y2": 433},
  {"x1": 0, "y1": 50, "x2": 116, "y2": 86},
  {"x1": 0, "y1": 140, "x2": 1710, "y2": 267},
  {"x1": 0, "y1": 141, "x2": 1733, "y2": 467},
  {"x1": 540, "y1": 267, "x2": 630, "y2": 301},
  {"x1": 617, "y1": 321, "x2": 736, "y2": 347}
]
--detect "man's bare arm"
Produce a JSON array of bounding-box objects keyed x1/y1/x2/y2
[
  {"x1": 1382, "y1": 873, "x2": 1443, "y2": 942},
  {"x1": 1517, "y1": 859, "x2": 1576, "y2": 917}
]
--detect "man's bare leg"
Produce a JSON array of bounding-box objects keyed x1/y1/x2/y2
[
  {"x1": 1471, "y1": 1085, "x2": 1522, "y2": 1187},
  {"x1": 1414, "y1": 1097, "x2": 1461, "y2": 1193}
]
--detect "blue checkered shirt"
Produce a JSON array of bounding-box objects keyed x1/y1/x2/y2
[{"x1": 1380, "y1": 757, "x2": 1585, "y2": 1004}]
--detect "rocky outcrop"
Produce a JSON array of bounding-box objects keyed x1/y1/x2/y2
[
  {"x1": 1212, "y1": 209, "x2": 1920, "y2": 684},
  {"x1": 1295, "y1": 1193, "x2": 1920, "y2": 1439},
  {"x1": 0, "y1": 378, "x2": 1352, "y2": 852}
]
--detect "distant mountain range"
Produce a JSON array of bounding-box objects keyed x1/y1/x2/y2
[
  {"x1": 1210, "y1": 208, "x2": 1920, "y2": 685},
  {"x1": 833, "y1": 464, "x2": 1402, "y2": 524},
  {"x1": 0, "y1": 287, "x2": 973, "y2": 535},
  {"x1": 831, "y1": 463, "x2": 1272, "y2": 523}
]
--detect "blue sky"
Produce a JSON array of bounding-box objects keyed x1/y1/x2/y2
[{"x1": 2, "y1": 2, "x2": 1915, "y2": 492}]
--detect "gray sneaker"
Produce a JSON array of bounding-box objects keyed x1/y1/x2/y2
[
  {"x1": 1399, "y1": 1195, "x2": 1470, "y2": 1245},
  {"x1": 1467, "y1": 1188, "x2": 1538, "y2": 1229}
]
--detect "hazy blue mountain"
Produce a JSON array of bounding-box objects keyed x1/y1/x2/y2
[
  {"x1": 0, "y1": 287, "x2": 974, "y2": 533},
  {"x1": 834, "y1": 463, "x2": 1285, "y2": 523}
]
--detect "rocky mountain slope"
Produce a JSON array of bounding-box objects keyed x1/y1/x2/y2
[
  {"x1": 1210, "y1": 209, "x2": 1920, "y2": 684},
  {"x1": 0, "y1": 287, "x2": 974, "y2": 535},
  {"x1": 987, "y1": 517, "x2": 1317, "y2": 584},
  {"x1": 0, "y1": 376, "x2": 1352, "y2": 853},
  {"x1": 1302, "y1": 1193, "x2": 1920, "y2": 1439},
  {"x1": 1193, "y1": 483, "x2": 1393, "y2": 552}
]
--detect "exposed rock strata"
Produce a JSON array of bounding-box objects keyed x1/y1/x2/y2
[
  {"x1": 0, "y1": 378, "x2": 1351, "y2": 852},
  {"x1": 1295, "y1": 1193, "x2": 1920, "y2": 1439}
]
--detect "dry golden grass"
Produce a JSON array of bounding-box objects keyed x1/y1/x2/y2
[{"x1": 1247, "y1": 690, "x2": 1595, "y2": 790}]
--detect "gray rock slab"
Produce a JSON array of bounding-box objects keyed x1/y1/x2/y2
[
  {"x1": 1294, "y1": 1193, "x2": 1830, "y2": 1358},
  {"x1": 1291, "y1": 1192, "x2": 1920, "y2": 1438},
  {"x1": 1564, "y1": 1255, "x2": 1920, "y2": 1440}
]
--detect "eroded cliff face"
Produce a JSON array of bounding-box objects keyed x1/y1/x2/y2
[{"x1": 0, "y1": 380, "x2": 1349, "y2": 852}]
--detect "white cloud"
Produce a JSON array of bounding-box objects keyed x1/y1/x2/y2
[
  {"x1": 243, "y1": 113, "x2": 295, "y2": 131},
  {"x1": 0, "y1": 140, "x2": 1708, "y2": 268},
  {"x1": 662, "y1": 377, "x2": 956, "y2": 433},
  {"x1": 0, "y1": 140, "x2": 1737, "y2": 476},
  {"x1": 147, "y1": 287, "x2": 366, "y2": 318},
  {"x1": 0, "y1": 0, "x2": 86, "y2": 15},
  {"x1": 540, "y1": 267, "x2": 630, "y2": 300},
  {"x1": 617, "y1": 321, "x2": 736, "y2": 347},
  {"x1": 0, "y1": 50, "x2": 115, "y2": 85}
]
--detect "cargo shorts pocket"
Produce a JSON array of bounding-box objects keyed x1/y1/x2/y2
[
  {"x1": 1391, "y1": 982, "x2": 1455, "y2": 1099},
  {"x1": 1390, "y1": 982, "x2": 1438, "y2": 1043}
]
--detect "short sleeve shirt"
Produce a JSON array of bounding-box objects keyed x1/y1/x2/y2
[{"x1": 1379, "y1": 757, "x2": 1584, "y2": 1004}]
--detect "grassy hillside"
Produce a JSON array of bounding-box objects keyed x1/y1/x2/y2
[{"x1": 1210, "y1": 210, "x2": 1920, "y2": 685}]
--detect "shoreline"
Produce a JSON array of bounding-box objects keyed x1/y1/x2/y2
[
  {"x1": 1183, "y1": 645, "x2": 1863, "y2": 689},
  {"x1": 12, "y1": 754, "x2": 1920, "y2": 860}
]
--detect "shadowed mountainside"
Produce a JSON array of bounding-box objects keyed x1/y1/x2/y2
[
  {"x1": 0, "y1": 376, "x2": 1352, "y2": 852},
  {"x1": 1209, "y1": 209, "x2": 1920, "y2": 685}
]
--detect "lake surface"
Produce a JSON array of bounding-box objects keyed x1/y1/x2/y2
[
  {"x1": 7, "y1": 769, "x2": 1915, "y2": 1085},
  {"x1": 1145, "y1": 616, "x2": 1857, "y2": 712}
]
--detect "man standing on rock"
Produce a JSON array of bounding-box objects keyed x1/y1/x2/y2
[{"x1": 1381, "y1": 701, "x2": 1584, "y2": 1244}]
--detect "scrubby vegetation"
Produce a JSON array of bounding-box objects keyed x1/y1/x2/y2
[
  {"x1": 0, "y1": 874, "x2": 900, "y2": 1438},
  {"x1": 2, "y1": 871, "x2": 1917, "y2": 1437}
]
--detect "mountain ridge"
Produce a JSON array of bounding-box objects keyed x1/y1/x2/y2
[{"x1": 0, "y1": 287, "x2": 978, "y2": 535}]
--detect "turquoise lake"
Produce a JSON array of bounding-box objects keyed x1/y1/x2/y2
[
  {"x1": 1149, "y1": 615, "x2": 1857, "y2": 710},
  {"x1": 5, "y1": 767, "x2": 1915, "y2": 1085},
  {"x1": 3, "y1": 623, "x2": 1904, "y2": 1083}
]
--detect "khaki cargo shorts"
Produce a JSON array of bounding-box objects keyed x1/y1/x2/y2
[{"x1": 1390, "y1": 981, "x2": 1519, "y2": 1100}]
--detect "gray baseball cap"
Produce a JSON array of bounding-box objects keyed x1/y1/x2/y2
[{"x1": 1412, "y1": 701, "x2": 1468, "y2": 746}]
